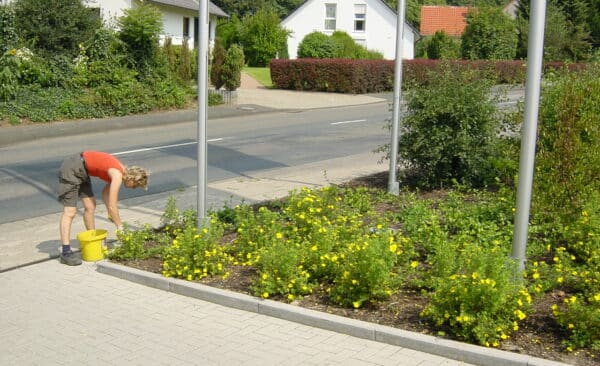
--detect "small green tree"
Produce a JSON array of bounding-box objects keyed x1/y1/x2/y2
[
  {"x1": 13, "y1": 0, "x2": 101, "y2": 57},
  {"x1": 0, "y1": 4, "x2": 18, "y2": 55},
  {"x1": 426, "y1": 31, "x2": 461, "y2": 60},
  {"x1": 297, "y1": 31, "x2": 339, "y2": 58},
  {"x1": 239, "y1": 8, "x2": 289, "y2": 66},
  {"x1": 388, "y1": 66, "x2": 504, "y2": 188},
  {"x1": 178, "y1": 39, "x2": 192, "y2": 82},
  {"x1": 210, "y1": 38, "x2": 226, "y2": 89},
  {"x1": 221, "y1": 44, "x2": 245, "y2": 91},
  {"x1": 117, "y1": 4, "x2": 163, "y2": 75},
  {"x1": 533, "y1": 68, "x2": 600, "y2": 227},
  {"x1": 461, "y1": 7, "x2": 517, "y2": 60},
  {"x1": 216, "y1": 15, "x2": 243, "y2": 50},
  {"x1": 516, "y1": 3, "x2": 592, "y2": 61}
]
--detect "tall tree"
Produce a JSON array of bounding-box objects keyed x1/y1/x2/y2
[
  {"x1": 461, "y1": 7, "x2": 517, "y2": 60},
  {"x1": 516, "y1": 0, "x2": 594, "y2": 61},
  {"x1": 239, "y1": 8, "x2": 290, "y2": 66}
]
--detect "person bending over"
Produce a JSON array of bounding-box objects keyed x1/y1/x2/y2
[{"x1": 57, "y1": 151, "x2": 148, "y2": 266}]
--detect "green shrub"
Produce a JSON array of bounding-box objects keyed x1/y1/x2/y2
[
  {"x1": 533, "y1": 67, "x2": 600, "y2": 228},
  {"x1": 177, "y1": 39, "x2": 192, "y2": 82},
  {"x1": 13, "y1": 0, "x2": 101, "y2": 57},
  {"x1": 425, "y1": 31, "x2": 461, "y2": 60},
  {"x1": 210, "y1": 38, "x2": 226, "y2": 90},
  {"x1": 110, "y1": 223, "x2": 168, "y2": 260},
  {"x1": 392, "y1": 65, "x2": 505, "y2": 188},
  {"x1": 238, "y1": 8, "x2": 289, "y2": 67},
  {"x1": 221, "y1": 44, "x2": 245, "y2": 91},
  {"x1": 162, "y1": 217, "x2": 232, "y2": 281},
  {"x1": 252, "y1": 239, "x2": 314, "y2": 301},
  {"x1": 461, "y1": 7, "x2": 517, "y2": 60},
  {"x1": 118, "y1": 4, "x2": 163, "y2": 75},
  {"x1": 331, "y1": 31, "x2": 383, "y2": 60},
  {"x1": 329, "y1": 230, "x2": 400, "y2": 308},
  {"x1": 552, "y1": 293, "x2": 600, "y2": 351},
  {"x1": 421, "y1": 242, "x2": 531, "y2": 347},
  {"x1": 297, "y1": 32, "x2": 339, "y2": 58},
  {"x1": 0, "y1": 5, "x2": 18, "y2": 55}
]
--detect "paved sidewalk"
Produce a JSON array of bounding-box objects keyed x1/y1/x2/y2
[{"x1": 0, "y1": 75, "x2": 558, "y2": 366}]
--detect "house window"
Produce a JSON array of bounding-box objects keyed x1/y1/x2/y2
[
  {"x1": 183, "y1": 17, "x2": 190, "y2": 38},
  {"x1": 354, "y1": 4, "x2": 366, "y2": 32},
  {"x1": 324, "y1": 3, "x2": 337, "y2": 31}
]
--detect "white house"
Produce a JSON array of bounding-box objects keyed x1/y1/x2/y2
[
  {"x1": 281, "y1": 0, "x2": 420, "y2": 60},
  {"x1": 84, "y1": 0, "x2": 229, "y2": 48}
]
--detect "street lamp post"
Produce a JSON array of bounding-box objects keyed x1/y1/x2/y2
[
  {"x1": 388, "y1": 0, "x2": 406, "y2": 195},
  {"x1": 197, "y1": 0, "x2": 209, "y2": 227}
]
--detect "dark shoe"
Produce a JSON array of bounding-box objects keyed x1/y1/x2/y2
[{"x1": 60, "y1": 251, "x2": 82, "y2": 266}]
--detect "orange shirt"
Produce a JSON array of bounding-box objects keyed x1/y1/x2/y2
[{"x1": 81, "y1": 151, "x2": 124, "y2": 183}]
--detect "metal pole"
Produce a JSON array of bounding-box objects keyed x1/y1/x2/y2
[
  {"x1": 512, "y1": 0, "x2": 547, "y2": 271},
  {"x1": 197, "y1": 0, "x2": 209, "y2": 227},
  {"x1": 388, "y1": 0, "x2": 405, "y2": 195}
]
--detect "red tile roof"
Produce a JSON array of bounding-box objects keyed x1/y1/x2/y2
[{"x1": 420, "y1": 6, "x2": 470, "y2": 37}]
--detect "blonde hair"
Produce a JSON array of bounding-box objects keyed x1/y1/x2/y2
[{"x1": 124, "y1": 166, "x2": 149, "y2": 190}]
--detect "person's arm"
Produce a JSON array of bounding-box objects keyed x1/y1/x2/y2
[{"x1": 104, "y1": 168, "x2": 124, "y2": 229}]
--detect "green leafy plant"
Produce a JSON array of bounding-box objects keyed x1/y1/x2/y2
[
  {"x1": 386, "y1": 65, "x2": 505, "y2": 189},
  {"x1": 162, "y1": 217, "x2": 232, "y2": 281},
  {"x1": 220, "y1": 44, "x2": 245, "y2": 91},
  {"x1": 118, "y1": 3, "x2": 163, "y2": 75},
  {"x1": 421, "y1": 242, "x2": 531, "y2": 347},
  {"x1": 109, "y1": 223, "x2": 168, "y2": 260},
  {"x1": 297, "y1": 32, "x2": 340, "y2": 59}
]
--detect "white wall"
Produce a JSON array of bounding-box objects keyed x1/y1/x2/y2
[
  {"x1": 92, "y1": 0, "x2": 218, "y2": 48},
  {"x1": 282, "y1": 0, "x2": 415, "y2": 60},
  {"x1": 92, "y1": 0, "x2": 135, "y2": 28}
]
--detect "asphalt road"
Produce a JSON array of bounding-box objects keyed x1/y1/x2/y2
[{"x1": 0, "y1": 103, "x2": 391, "y2": 224}]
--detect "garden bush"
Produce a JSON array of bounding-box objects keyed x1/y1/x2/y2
[
  {"x1": 220, "y1": 44, "x2": 245, "y2": 91},
  {"x1": 379, "y1": 65, "x2": 508, "y2": 189},
  {"x1": 527, "y1": 67, "x2": 600, "y2": 351},
  {"x1": 0, "y1": 4, "x2": 18, "y2": 55},
  {"x1": 117, "y1": 3, "x2": 163, "y2": 76},
  {"x1": 210, "y1": 38, "x2": 226, "y2": 90},
  {"x1": 297, "y1": 32, "x2": 340, "y2": 59},
  {"x1": 13, "y1": 0, "x2": 102, "y2": 57}
]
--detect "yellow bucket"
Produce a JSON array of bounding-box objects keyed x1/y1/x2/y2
[{"x1": 77, "y1": 229, "x2": 108, "y2": 262}]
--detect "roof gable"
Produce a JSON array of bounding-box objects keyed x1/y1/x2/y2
[
  {"x1": 282, "y1": 0, "x2": 419, "y2": 36},
  {"x1": 420, "y1": 6, "x2": 470, "y2": 37}
]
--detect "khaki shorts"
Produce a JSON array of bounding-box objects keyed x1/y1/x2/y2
[{"x1": 57, "y1": 154, "x2": 93, "y2": 207}]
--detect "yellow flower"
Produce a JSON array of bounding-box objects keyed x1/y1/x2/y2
[
  {"x1": 276, "y1": 232, "x2": 283, "y2": 239},
  {"x1": 389, "y1": 244, "x2": 397, "y2": 253},
  {"x1": 352, "y1": 301, "x2": 361, "y2": 308},
  {"x1": 261, "y1": 292, "x2": 269, "y2": 299},
  {"x1": 410, "y1": 261, "x2": 419, "y2": 268},
  {"x1": 514, "y1": 309, "x2": 526, "y2": 320}
]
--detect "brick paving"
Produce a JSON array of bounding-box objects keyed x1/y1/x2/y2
[{"x1": 0, "y1": 260, "x2": 472, "y2": 366}]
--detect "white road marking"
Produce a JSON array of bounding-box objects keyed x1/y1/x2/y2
[
  {"x1": 330, "y1": 119, "x2": 367, "y2": 125},
  {"x1": 112, "y1": 139, "x2": 224, "y2": 156}
]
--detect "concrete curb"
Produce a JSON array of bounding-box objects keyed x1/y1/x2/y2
[{"x1": 97, "y1": 261, "x2": 570, "y2": 366}]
